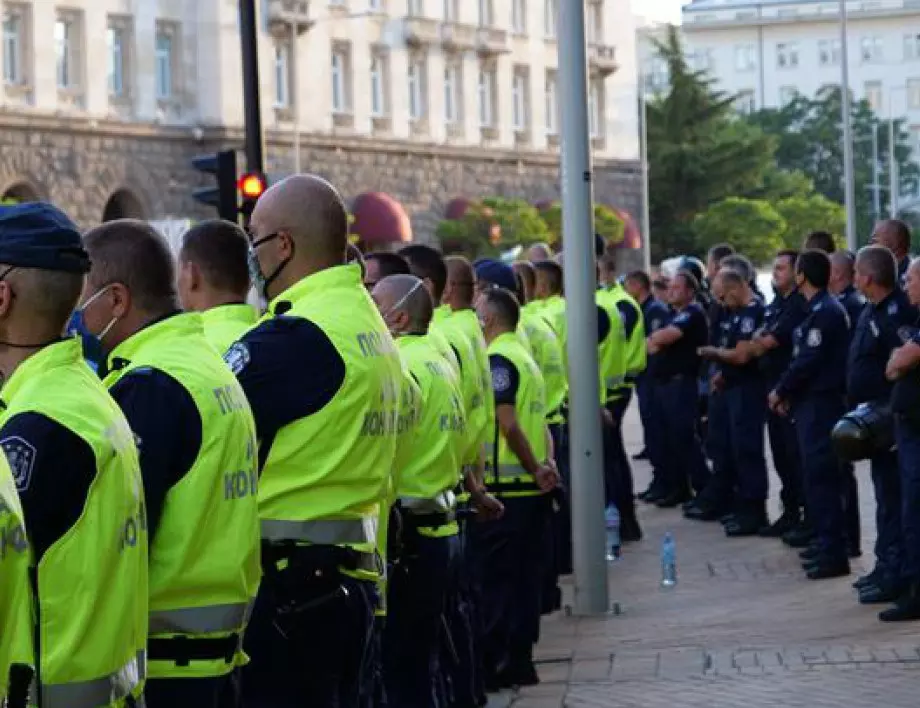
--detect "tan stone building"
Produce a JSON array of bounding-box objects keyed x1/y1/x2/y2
[{"x1": 0, "y1": 0, "x2": 641, "y2": 240}]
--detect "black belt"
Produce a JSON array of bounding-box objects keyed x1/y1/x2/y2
[
  {"x1": 261, "y1": 541, "x2": 378, "y2": 574},
  {"x1": 149, "y1": 634, "x2": 239, "y2": 667},
  {"x1": 489, "y1": 479, "x2": 542, "y2": 495},
  {"x1": 404, "y1": 510, "x2": 454, "y2": 529}
]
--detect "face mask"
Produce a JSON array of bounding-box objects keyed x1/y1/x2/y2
[
  {"x1": 72, "y1": 285, "x2": 118, "y2": 346},
  {"x1": 381, "y1": 280, "x2": 424, "y2": 335},
  {"x1": 249, "y1": 233, "x2": 292, "y2": 299}
]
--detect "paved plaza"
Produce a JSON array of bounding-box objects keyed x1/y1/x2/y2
[{"x1": 490, "y1": 405, "x2": 920, "y2": 707}]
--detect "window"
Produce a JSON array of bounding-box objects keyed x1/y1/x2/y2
[
  {"x1": 545, "y1": 70, "x2": 558, "y2": 134},
  {"x1": 864, "y1": 81, "x2": 882, "y2": 112},
  {"x1": 331, "y1": 47, "x2": 350, "y2": 113},
  {"x1": 588, "y1": 80, "x2": 603, "y2": 138},
  {"x1": 478, "y1": 0, "x2": 493, "y2": 26},
  {"x1": 776, "y1": 42, "x2": 799, "y2": 69},
  {"x1": 544, "y1": 0, "x2": 557, "y2": 38},
  {"x1": 734, "y1": 43, "x2": 755, "y2": 72},
  {"x1": 107, "y1": 21, "x2": 129, "y2": 98},
  {"x1": 3, "y1": 8, "x2": 23, "y2": 85},
  {"x1": 273, "y1": 40, "x2": 291, "y2": 108},
  {"x1": 905, "y1": 32, "x2": 920, "y2": 61},
  {"x1": 779, "y1": 85, "x2": 797, "y2": 106},
  {"x1": 154, "y1": 25, "x2": 175, "y2": 100},
  {"x1": 735, "y1": 89, "x2": 755, "y2": 114},
  {"x1": 444, "y1": 62, "x2": 461, "y2": 124},
  {"x1": 646, "y1": 57, "x2": 668, "y2": 91},
  {"x1": 408, "y1": 0, "x2": 423, "y2": 16},
  {"x1": 908, "y1": 78, "x2": 920, "y2": 109},
  {"x1": 369, "y1": 0, "x2": 384, "y2": 10},
  {"x1": 478, "y1": 66, "x2": 496, "y2": 127},
  {"x1": 586, "y1": 2, "x2": 603, "y2": 45},
  {"x1": 512, "y1": 0, "x2": 526, "y2": 34},
  {"x1": 818, "y1": 38, "x2": 841, "y2": 66},
  {"x1": 370, "y1": 54, "x2": 388, "y2": 116},
  {"x1": 512, "y1": 68, "x2": 529, "y2": 131},
  {"x1": 860, "y1": 36, "x2": 883, "y2": 63},
  {"x1": 688, "y1": 49, "x2": 713, "y2": 72},
  {"x1": 443, "y1": 0, "x2": 457, "y2": 21},
  {"x1": 55, "y1": 14, "x2": 81, "y2": 89},
  {"x1": 408, "y1": 57, "x2": 426, "y2": 120}
]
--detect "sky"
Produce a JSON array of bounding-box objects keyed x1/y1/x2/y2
[{"x1": 633, "y1": 0, "x2": 684, "y2": 24}]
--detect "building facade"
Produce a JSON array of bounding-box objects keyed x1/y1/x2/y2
[
  {"x1": 0, "y1": 0, "x2": 641, "y2": 239},
  {"x1": 639, "y1": 0, "x2": 920, "y2": 153}
]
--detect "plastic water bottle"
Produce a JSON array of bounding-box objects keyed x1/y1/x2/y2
[
  {"x1": 660, "y1": 532, "x2": 677, "y2": 588},
  {"x1": 604, "y1": 504, "x2": 621, "y2": 562}
]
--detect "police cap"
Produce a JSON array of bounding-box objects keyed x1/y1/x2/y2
[
  {"x1": 0, "y1": 202, "x2": 90, "y2": 274},
  {"x1": 475, "y1": 259, "x2": 517, "y2": 292}
]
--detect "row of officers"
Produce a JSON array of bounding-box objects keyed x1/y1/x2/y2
[
  {"x1": 634, "y1": 222, "x2": 920, "y2": 623},
  {"x1": 0, "y1": 175, "x2": 649, "y2": 708}
]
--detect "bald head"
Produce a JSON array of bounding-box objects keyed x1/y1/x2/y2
[
  {"x1": 444, "y1": 255, "x2": 475, "y2": 308},
  {"x1": 855, "y1": 245, "x2": 896, "y2": 299},
  {"x1": 372, "y1": 274, "x2": 433, "y2": 334},
  {"x1": 527, "y1": 243, "x2": 552, "y2": 263},
  {"x1": 512, "y1": 261, "x2": 536, "y2": 303},
  {"x1": 250, "y1": 173, "x2": 349, "y2": 264},
  {"x1": 828, "y1": 250, "x2": 855, "y2": 295},
  {"x1": 871, "y1": 219, "x2": 911, "y2": 260}
]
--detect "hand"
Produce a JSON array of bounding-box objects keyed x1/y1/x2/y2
[
  {"x1": 698, "y1": 345, "x2": 720, "y2": 361},
  {"x1": 471, "y1": 489, "x2": 504, "y2": 521},
  {"x1": 710, "y1": 372, "x2": 725, "y2": 393},
  {"x1": 887, "y1": 345, "x2": 910, "y2": 381},
  {"x1": 767, "y1": 390, "x2": 789, "y2": 416},
  {"x1": 535, "y1": 461, "x2": 560, "y2": 492}
]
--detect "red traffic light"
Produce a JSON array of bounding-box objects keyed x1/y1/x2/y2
[{"x1": 238, "y1": 173, "x2": 266, "y2": 200}]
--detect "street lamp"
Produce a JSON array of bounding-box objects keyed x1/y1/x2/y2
[{"x1": 840, "y1": 0, "x2": 857, "y2": 250}]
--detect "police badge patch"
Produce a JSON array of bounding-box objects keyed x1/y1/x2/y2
[
  {"x1": 224, "y1": 342, "x2": 251, "y2": 376},
  {"x1": 492, "y1": 368, "x2": 511, "y2": 393},
  {"x1": 741, "y1": 317, "x2": 754, "y2": 334},
  {"x1": 1, "y1": 436, "x2": 36, "y2": 492},
  {"x1": 889, "y1": 300, "x2": 899, "y2": 315},
  {"x1": 806, "y1": 328, "x2": 822, "y2": 347}
]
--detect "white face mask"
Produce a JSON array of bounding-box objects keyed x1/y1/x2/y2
[
  {"x1": 381, "y1": 280, "x2": 425, "y2": 335},
  {"x1": 76, "y1": 285, "x2": 118, "y2": 344}
]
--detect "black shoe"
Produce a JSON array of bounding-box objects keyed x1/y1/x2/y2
[
  {"x1": 758, "y1": 513, "x2": 800, "y2": 538},
  {"x1": 782, "y1": 526, "x2": 815, "y2": 549},
  {"x1": 798, "y1": 545, "x2": 821, "y2": 562},
  {"x1": 656, "y1": 490, "x2": 692, "y2": 508},
  {"x1": 847, "y1": 544, "x2": 862, "y2": 559},
  {"x1": 641, "y1": 487, "x2": 666, "y2": 504},
  {"x1": 621, "y1": 518, "x2": 643, "y2": 543},
  {"x1": 725, "y1": 513, "x2": 767, "y2": 538},
  {"x1": 684, "y1": 503, "x2": 726, "y2": 522},
  {"x1": 505, "y1": 662, "x2": 540, "y2": 687},
  {"x1": 633, "y1": 449, "x2": 649, "y2": 461},
  {"x1": 854, "y1": 567, "x2": 883, "y2": 590},
  {"x1": 805, "y1": 558, "x2": 850, "y2": 580},
  {"x1": 859, "y1": 582, "x2": 905, "y2": 605},
  {"x1": 879, "y1": 583, "x2": 920, "y2": 622}
]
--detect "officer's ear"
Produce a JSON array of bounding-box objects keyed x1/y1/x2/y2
[
  {"x1": 108, "y1": 282, "x2": 131, "y2": 319},
  {"x1": 277, "y1": 229, "x2": 295, "y2": 259}
]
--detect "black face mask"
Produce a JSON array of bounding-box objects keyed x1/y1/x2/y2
[{"x1": 248, "y1": 233, "x2": 293, "y2": 299}]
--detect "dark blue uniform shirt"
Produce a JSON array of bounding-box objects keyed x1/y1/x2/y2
[
  {"x1": 108, "y1": 365, "x2": 202, "y2": 538},
  {"x1": 614, "y1": 297, "x2": 640, "y2": 340},
  {"x1": 655, "y1": 303, "x2": 708, "y2": 379},
  {"x1": 892, "y1": 315, "x2": 920, "y2": 420},
  {"x1": 640, "y1": 296, "x2": 670, "y2": 378},
  {"x1": 775, "y1": 290, "x2": 850, "y2": 400},
  {"x1": 847, "y1": 289, "x2": 917, "y2": 405},
  {"x1": 836, "y1": 285, "x2": 866, "y2": 346},
  {"x1": 899, "y1": 257, "x2": 911, "y2": 290},
  {"x1": 227, "y1": 312, "x2": 347, "y2": 471},
  {"x1": 721, "y1": 299, "x2": 766, "y2": 388},
  {"x1": 761, "y1": 290, "x2": 808, "y2": 385},
  {"x1": 489, "y1": 354, "x2": 520, "y2": 407}
]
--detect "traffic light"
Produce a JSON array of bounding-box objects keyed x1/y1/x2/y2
[
  {"x1": 238, "y1": 172, "x2": 267, "y2": 221},
  {"x1": 191, "y1": 150, "x2": 237, "y2": 221}
]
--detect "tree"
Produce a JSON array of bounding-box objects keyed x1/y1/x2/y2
[
  {"x1": 774, "y1": 194, "x2": 846, "y2": 250},
  {"x1": 646, "y1": 26, "x2": 778, "y2": 262},
  {"x1": 437, "y1": 197, "x2": 550, "y2": 258},
  {"x1": 481, "y1": 197, "x2": 550, "y2": 248},
  {"x1": 692, "y1": 197, "x2": 786, "y2": 265},
  {"x1": 746, "y1": 86, "x2": 920, "y2": 244},
  {"x1": 538, "y1": 202, "x2": 625, "y2": 247}
]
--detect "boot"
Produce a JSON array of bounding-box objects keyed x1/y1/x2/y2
[
  {"x1": 879, "y1": 582, "x2": 920, "y2": 622},
  {"x1": 804, "y1": 555, "x2": 850, "y2": 580},
  {"x1": 656, "y1": 488, "x2": 692, "y2": 508},
  {"x1": 782, "y1": 524, "x2": 814, "y2": 548},
  {"x1": 725, "y1": 503, "x2": 768, "y2": 538},
  {"x1": 758, "y1": 510, "x2": 800, "y2": 538}
]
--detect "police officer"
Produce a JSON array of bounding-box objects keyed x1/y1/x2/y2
[
  {"x1": 624, "y1": 270, "x2": 670, "y2": 497},
  {"x1": 0, "y1": 451, "x2": 31, "y2": 708},
  {"x1": 232, "y1": 175, "x2": 404, "y2": 707},
  {"x1": 871, "y1": 219, "x2": 912, "y2": 287},
  {"x1": 0, "y1": 203, "x2": 147, "y2": 706},
  {"x1": 842, "y1": 246, "x2": 916, "y2": 606},
  {"x1": 698, "y1": 269, "x2": 769, "y2": 535},
  {"x1": 532, "y1": 260, "x2": 567, "y2": 351},
  {"x1": 372, "y1": 274, "x2": 465, "y2": 708},
  {"x1": 769, "y1": 250, "x2": 851, "y2": 580},
  {"x1": 364, "y1": 251, "x2": 411, "y2": 290},
  {"x1": 882, "y1": 256, "x2": 920, "y2": 620},
  {"x1": 829, "y1": 250, "x2": 866, "y2": 560},
  {"x1": 739, "y1": 250, "x2": 808, "y2": 539},
  {"x1": 81, "y1": 220, "x2": 261, "y2": 705},
  {"x1": 475, "y1": 287, "x2": 558, "y2": 689},
  {"x1": 177, "y1": 219, "x2": 259, "y2": 353},
  {"x1": 647, "y1": 270, "x2": 711, "y2": 504}
]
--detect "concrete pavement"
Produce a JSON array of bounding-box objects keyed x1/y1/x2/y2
[{"x1": 489, "y1": 404, "x2": 920, "y2": 707}]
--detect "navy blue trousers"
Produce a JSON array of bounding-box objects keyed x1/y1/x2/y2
[
  {"x1": 145, "y1": 672, "x2": 240, "y2": 708},
  {"x1": 703, "y1": 390, "x2": 735, "y2": 505},
  {"x1": 869, "y1": 450, "x2": 903, "y2": 583},
  {"x1": 654, "y1": 376, "x2": 711, "y2": 495},
  {"x1": 767, "y1": 408, "x2": 803, "y2": 513},
  {"x1": 724, "y1": 380, "x2": 769, "y2": 504},
  {"x1": 895, "y1": 419, "x2": 920, "y2": 582}
]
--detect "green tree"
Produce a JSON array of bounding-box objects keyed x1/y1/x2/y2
[
  {"x1": 646, "y1": 25, "x2": 776, "y2": 262},
  {"x1": 538, "y1": 202, "x2": 624, "y2": 247},
  {"x1": 774, "y1": 194, "x2": 846, "y2": 249},
  {"x1": 437, "y1": 197, "x2": 550, "y2": 258},
  {"x1": 481, "y1": 197, "x2": 550, "y2": 247},
  {"x1": 692, "y1": 197, "x2": 786, "y2": 265}
]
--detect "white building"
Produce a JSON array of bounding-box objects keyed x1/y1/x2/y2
[{"x1": 638, "y1": 0, "x2": 920, "y2": 150}]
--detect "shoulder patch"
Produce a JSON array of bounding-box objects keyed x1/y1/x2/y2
[
  {"x1": 224, "y1": 342, "x2": 251, "y2": 376},
  {"x1": 492, "y1": 367, "x2": 512, "y2": 393},
  {"x1": 673, "y1": 312, "x2": 690, "y2": 324},
  {"x1": 889, "y1": 300, "x2": 899, "y2": 315},
  {"x1": 741, "y1": 317, "x2": 754, "y2": 334},
  {"x1": 806, "y1": 328, "x2": 822, "y2": 347},
  {"x1": 650, "y1": 318, "x2": 663, "y2": 331},
  {"x1": 1, "y1": 436, "x2": 36, "y2": 492}
]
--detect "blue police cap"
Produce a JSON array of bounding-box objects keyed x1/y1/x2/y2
[
  {"x1": 475, "y1": 259, "x2": 517, "y2": 292},
  {"x1": 0, "y1": 202, "x2": 90, "y2": 274}
]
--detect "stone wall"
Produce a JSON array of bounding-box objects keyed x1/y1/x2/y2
[{"x1": 0, "y1": 117, "x2": 643, "y2": 268}]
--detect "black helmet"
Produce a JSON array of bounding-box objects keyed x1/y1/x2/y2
[
  {"x1": 831, "y1": 402, "x2": 896, "y2": 462},
  {"x1": 678, "y1": 256, "x2": 705, "y2": 286}
]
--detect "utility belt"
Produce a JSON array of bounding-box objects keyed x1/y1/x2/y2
[
  {"x1": 149, "y1": 634, "x2": 240, "y2": 666},
  {"x1": 260, "y1": 539, "x2": 379, "y2": 576}
]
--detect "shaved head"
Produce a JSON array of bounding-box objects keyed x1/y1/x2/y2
[
  {"x1": 3, "y1": 267, "x2": 84, "y2": 336},
  {"x1": 444, "y1": 255, "x2": 475, "y2": 307},
  {"x1": 250, "y1": 174, "x2": 349, "y2": 263},
  {"x1": 512, "y1": 261, "x2": 536, "y2": 303},
  {"x1": 372, "y1": 274, "x2": 433, "y2": 333},
  {"x1": 871, "y1": 219, "x2": 911, "y2": 259}
]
